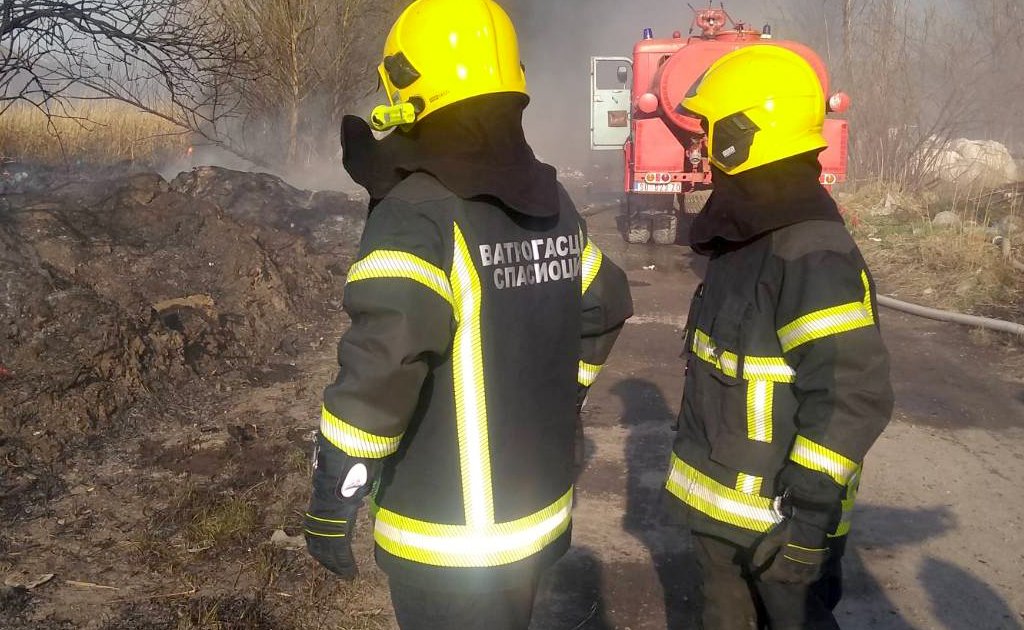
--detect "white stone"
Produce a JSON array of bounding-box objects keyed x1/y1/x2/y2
[{"x1": 921, "y1": 137, "x2": 1020, "y2": 189}]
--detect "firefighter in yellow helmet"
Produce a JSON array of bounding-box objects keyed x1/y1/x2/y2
[
  {"x1": 303, "y1": 1, "x2": 633, "y2": 628},
  {"x1": 665, "y1": 45, "x2": 893, "y2": 629}
]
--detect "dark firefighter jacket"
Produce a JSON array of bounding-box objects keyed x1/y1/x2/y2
[
  {"x1": 324, "y1": 96, "x2": 633, "y2": 591},
  {"x1": 665, "y1": 154, "x2": 895, "y2": 547}
]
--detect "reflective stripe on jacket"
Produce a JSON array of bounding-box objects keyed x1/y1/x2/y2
[
  {"x1": 665, "y1": 219, "x2": 893, "y2": 546},
  {"x1": 322, "y1": 173, "x2": 632, "y2": 589}
]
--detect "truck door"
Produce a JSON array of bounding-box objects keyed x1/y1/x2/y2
[{"x1": 591, "y1": 57, "x2": 633, "y2": 151}]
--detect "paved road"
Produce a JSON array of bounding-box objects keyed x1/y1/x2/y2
[{"x1": 531, "y1": 206, "x2": 1024, "y2": 630}]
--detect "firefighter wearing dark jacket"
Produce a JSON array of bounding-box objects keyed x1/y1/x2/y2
[
  {"x1": 664, "y1": 46, "x2": 895, "y2": 629},
  {"x1": 302, "y1": 1, "x2": 633, "y2": 628}
]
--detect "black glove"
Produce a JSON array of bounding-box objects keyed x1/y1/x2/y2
[
  {"x1": 751, "y1": 491, "x2": 838, "y2": 585},
  {"x1": 304, "y1": 431, "x2": 380, "y2": 580}
]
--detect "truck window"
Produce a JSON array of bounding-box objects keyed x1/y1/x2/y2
[{"x1": 595, "y1": 60, "x2": 632, "y2": 90}]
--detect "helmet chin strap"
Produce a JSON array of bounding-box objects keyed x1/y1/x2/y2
[{"x1": 370, "y1": 102, "x2": 418, "y2": 131}]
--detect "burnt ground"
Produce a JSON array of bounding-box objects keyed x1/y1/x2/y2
[
  {"x1": 2, "y1": 173, "x2": 1023, "y2": 629},
  {"x1": 0, "y1": 167, "x2": 383, "y2": 629}
]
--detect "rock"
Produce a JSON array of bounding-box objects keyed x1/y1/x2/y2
[
  {"x1": 921, "y1": 137, "x2": 1020, "y2": 189},
  {"x1": 270, "y1": 529, "x2": 306, "y2": 550},
  {"x1": 932, "y1": 211, "x2": 961, "y2": 228}
]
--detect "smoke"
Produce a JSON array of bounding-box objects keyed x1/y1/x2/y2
[{"x1": 506, "y1": 1, "x2": 780, "y2": 169}]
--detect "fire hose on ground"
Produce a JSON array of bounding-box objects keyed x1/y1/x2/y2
[{"x1": 877, "y1": 295, "x2": 1024, "y2": 337}]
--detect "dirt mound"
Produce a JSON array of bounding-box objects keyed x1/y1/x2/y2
[{"x1": 0, "y1": 168, "x2": 364, "y2": 517}]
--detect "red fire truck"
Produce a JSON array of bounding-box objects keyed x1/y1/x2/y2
[{"x1": 590, "y1": 6, "x2": 850, "y2": 244}]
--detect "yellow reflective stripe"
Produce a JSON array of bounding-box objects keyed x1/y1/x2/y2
[
  {"x1": 861, "y1": 271, "x2": 874, "y2": 316},
  {"x1": 832, "y1": 500, "x2": 854, "y2": 538},
  {"x1": 735, "y1": 473, "x2": 763, "y2": 496},
  {"x1": 373, "y1": 489, "x2": 573, "y2": 568},
  {"x1": 305, "y1": 513, "x2": 347, "y2": 525},
  {"x1": 746, "y1": 380, "x2": 773, "y2": 443},
  {"x1": 665, "y1": 454, "x2": 783, "y2": 533},
  {"x1": 320, "y1": 405, "x2": 402, "y2": 459},
  {"x1": 304, "y1": 529, "x2": 347, "y2": 538},
  {"x1": 692, "y1": 330, "x2": 796, "y2": 383},
  {"x1": 451, "y1": 224, "x2": 494, "y2": 527},
  {"x1": 347, "y1": 250, "x2": 453, "y2": 305},
  {"x1": 830, "y1": 466, "x2": 861, "y2": 538},
  {"x1": 790, "y1": 436, "x2": 859, "y2": 486},
  {"x1": 742, "y1": 356, "x2": 797, "y2": 382},
  {"x1": 581, "y1": 239, "x2": 603, "y2": 295},
  {"x1": 692, "y1": 329, "x2": 739, "y2": 377},
  {"x1": 578, "y1": 360, "x2": 602, "y2": 387},
  {"x1": 778, "y1": 271, "x2": 875, "y2": 353}
]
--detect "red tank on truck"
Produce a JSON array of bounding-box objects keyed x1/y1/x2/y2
[{"x1": 590, "y1": 4, "x2": 851, "y2": 245}]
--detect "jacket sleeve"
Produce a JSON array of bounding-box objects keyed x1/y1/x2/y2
[
  {"x1": 320, "y1": 198, "x2": 454, "y2": 459},
  {"x1": 775, "y1": 249, "x2": 894, "y2": 504},
  {"x1": 577, "y1": 219, "x2": 633, "y2": 396}
]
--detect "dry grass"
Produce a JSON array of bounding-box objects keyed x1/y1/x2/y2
[
  {"x1": 0, "y1": 102, "x2": 190, "y2": 166},
  {"x1": 186, "y1": 497, "x2": 260, "y2": 550},
  {"x1": 841, "y1": 182, "x2": 1024, "y2": 322}
]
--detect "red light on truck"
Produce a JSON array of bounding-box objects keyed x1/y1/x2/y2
[{"x1": 828, "y1": 92, "x2": 851, "y2": 113}]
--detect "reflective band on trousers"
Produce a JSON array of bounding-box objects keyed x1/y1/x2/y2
[
  {"x1": 666, "y1": 454, "x2": 783, "y2": 533},
  {"x1": 691, "y1": 330, "x2": 796, "y2": 383},
  {"x1": 790, "y1": 435, "x2": 859, "y2": 486},
  {"x1": 347, "y1": 250, "x2": 453, "y2": 305},
  {"x1": 373, "y1": 489, "x2": 573, "y2": 567},
  {"x1": 451, "y1": 224, "x2": 495, "y2": 527},
  {"x1": 321, "y1": 405, "x2": 402, "y2": 459},
  {"x1": 777, "y1": 271, "x2": 875, "y2": 353},
  {"x1": 581, "y1": 238, "x2": 603, "y2": 295},
  {"x1": 578, "y1": 360, "x2": 602, "y2": 387}
]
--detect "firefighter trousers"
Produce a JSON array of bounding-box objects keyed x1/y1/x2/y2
[
  {"x1": 388, "y1": 577, "x2": 539, "y2": 630},
  {"x1": 694, "y1": 533, "x2": 846, "y2": 630}
]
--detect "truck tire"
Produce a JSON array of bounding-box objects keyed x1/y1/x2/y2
[
  {"x1": 651, "y1": 213, "x2": 679, "y2": 245},
  {"x1": 682, "y1": 190, "x2": 712, "y2": 216},
  {"x1": 623, "y1": 193, "x2": 673, "y2": 244},
  {"x1": 625, "y1": 217, "x2": 651, "y2": 244}
]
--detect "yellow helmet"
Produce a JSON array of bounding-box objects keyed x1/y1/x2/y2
[
  {"x1": 370, "y1": 0, "x2": 528, "y2": 131},
  {"x1": 680, "y1": 45, "x2": 827, "y2": 175}
]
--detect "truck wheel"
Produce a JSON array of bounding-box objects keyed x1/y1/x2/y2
[
  {"x1": 651, "y1": 213, "x2": 679, "y2": 245},
  {"x1": 626, "y1": 215, "x2": 652, "y2": 244},
  {"x1": 682, "y1": 190, "x2": 712, "y2": 216},
  {"x1": 623, "y1": 193, "x2": 653, "y2": 244}
]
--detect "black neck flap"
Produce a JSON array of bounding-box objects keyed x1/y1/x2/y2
[
  {"x1": 340, "y1": 93, "x2": 560, "y2": 218},
  {"x1": 689, "y1": 151, "x2": 844, "y2": 255}
]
